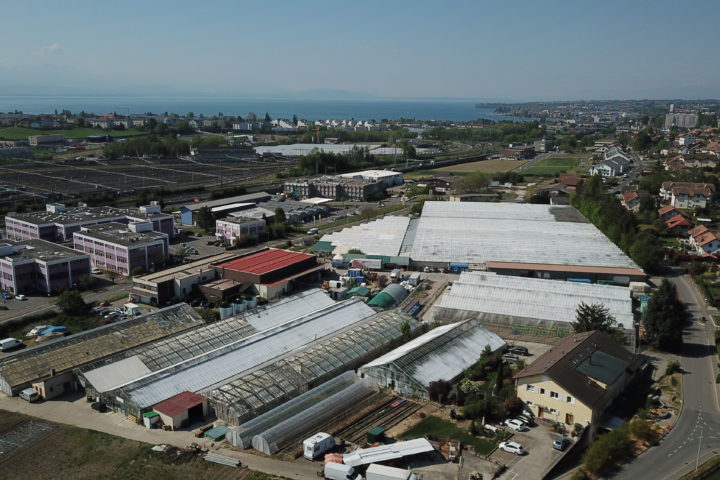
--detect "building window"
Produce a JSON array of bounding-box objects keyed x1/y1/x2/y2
[
  {"x1": 549, "y1": 408, "x2": 558, "y2": 414},
  {"x1": 540, "y1": 388, "x2": 545, "y2": 395},
  {"x1": 566, "y1": 396, "x2": 573, "y2": 403},
  {"x1": 525, "y1": 384, "x2": 536, "y2": 392},
  {"x1": 550, "y1": 391, "x2": 559, "y2": 399}
]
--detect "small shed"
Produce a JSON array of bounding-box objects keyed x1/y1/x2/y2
[
  {"x1": 153, "y1": 391, "x2": 208, "y2": 430},
  {"x1": 142, "y1": 411, "x2": 160, "y2": 429},
  {"x1": 204, "y1": 425, "x2": 230, "y2": 441},
  {"x1": 347, "y1": 286, "x2": 371, "y2": 298}
]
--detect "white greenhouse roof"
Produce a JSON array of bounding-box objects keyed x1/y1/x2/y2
[
  {"x1": 343, "y1": 438, "x2": 434, "y2": 467},
  {"x1": 117, "y1": 299, "x2": 375, "y2": 408},
  {"x1": 361, "y1": 320, "x2": 505, "y2": 388},
  {"x1": 243, "y1": 289, "x2": 335, "y2": 331},
  {"x1": 83, "y1": 356, "x2": 151, "y2": 393},
  {"x1": 410, "y1": 202, "x2": 640, "y2": 269},
  {"x1": 319, "y1": 216, "x2": 411, "y2": 256},
  {"x1": 434, "y1": 272, "x2": 635, "y2": 330}
]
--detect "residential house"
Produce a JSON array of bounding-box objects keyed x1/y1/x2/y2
[
  {"x1": 660, "y1": 182, "x2": 714, "y2": 209},
  {"x1": 665, "y1": 214, "x2": 694, "y2": 235},
  {"x1": 514, "y1": 331, "x2": 643, "y2": 434},
  {"x1": 558, "y1": 174, "x2": 585, "y2": 190},
  {"x1": 690, "y1": 227, "x2": 720, "y2": 255},
  {"x1": 621, "y1": 191, "x2": 641, "y2": 212},
  {"x1": 658, "y1": 205, "x2": 680, "y2": 221}
]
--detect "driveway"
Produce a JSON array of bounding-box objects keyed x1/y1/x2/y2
[{"x1": 493, "y1": 421, "x2": 569, "y2": 479}]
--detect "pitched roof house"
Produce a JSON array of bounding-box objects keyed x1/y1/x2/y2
[{"x1": 660, "y1": 181, "x2": 714, "y2": 209}]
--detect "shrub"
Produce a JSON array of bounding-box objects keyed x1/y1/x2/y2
[
  {"x1": 582, "y1": 425, "x2": 631, "y2": 476},
  {"x1": 628, "y1": 418, "x2": 658, "y2": 445},
  {"x1": 469, "y1": 421, "x2": 479, "y2": 436},
  {"x1": 665, "y1": 360, "x2": 682, "y2": 375},
  {"x1": 428, "y1": 379, "x2": 452, "y2": 403},
  {"x1": 504, "y1": 396, "x2": 524, "y2": 416}
]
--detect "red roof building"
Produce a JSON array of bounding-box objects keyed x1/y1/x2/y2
[
  {"x1": 213, "y1": 248, "x2": 322, "y2": 299},
  {"x1": 665, "y1": 214, "x2": 694, "y2": 234},
  {"x1": 153, "y1": 391, "x2": 208, "y2": 430}
]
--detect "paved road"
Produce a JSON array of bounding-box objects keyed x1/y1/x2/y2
[{"x1": 612, "y1": 274, "x2": 720, "y2": 479}]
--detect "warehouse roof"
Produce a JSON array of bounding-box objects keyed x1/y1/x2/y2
[
  {"x1": 182, "y1": 192, "x2": 271, "y2": 212},
  {"x1": 154, "y1": 391, "x2": 206, "y2": 417},
  {"x1": 361, "y1": 320, "x2": 505, "y2": 388},
  {"x1": 433, "y1": 272, "x2": 635, "y2": 330},
  {"x1": 217, "y1": 249, "x2": 314, "y2": 275},
  {"x1": 82, "y1": 356, "x2": 152, "y2": 393},
  {"x1": 113, "y1": 299, "x2": 375, "y2": 408},
  {"x1": 319, "y1": 216, "x2": 411, "y2": 257},
  {"x1": 410, "y1": 202, "x2": 640, "y2": 269},
  {"x1": 0, "y1": 304, "x2": 204, "y2": 393}
]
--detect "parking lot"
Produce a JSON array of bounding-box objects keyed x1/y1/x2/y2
[{"x1": 493, "y1": 421, "x2": 571, "y2": 479}]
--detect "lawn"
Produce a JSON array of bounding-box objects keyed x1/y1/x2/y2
[
  {"x1": 436, "y1": 159, "x2": 527, "y2": 174},
  {"x1": 522, "y1": 156, "x2": 582, "y2": 176},
  {"x1": 0, "y1": 126, "x2": 147, "y2": 140},
  {"x1": 399, "y1": 415, "x2": 506, "y2": 455}
]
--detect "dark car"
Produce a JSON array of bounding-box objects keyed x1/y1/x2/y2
[
  {"x1": 509, "y1": 346, "x2": 529, "y2": 356},
  {"x1": 553, "y1": 437, "x2": 571, "y2": 451},
  {"x1": 91, "y1": 402, "x2": 108, "y2": 413}
]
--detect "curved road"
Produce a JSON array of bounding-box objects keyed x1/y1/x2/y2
[{"x1": 613, "y1": 274, "x2": 720, "y2": 479}]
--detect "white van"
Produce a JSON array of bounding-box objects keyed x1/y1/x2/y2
[
  {"x1": 0, "y1": 338, "x2": 22, "y2": 351},
  {"x1": 323, "y1": 463, "x2": 359, "y2": 480},
  {"x1": 19, "y1": 388, "x2": 39, "y2": 402}
]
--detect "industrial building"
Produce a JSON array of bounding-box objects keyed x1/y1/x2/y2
[
  {"x1": 0, "y1": 239, "x2": 90, "y2": 295},
  {"x1": 5, "y1": 202, "x2": 174, "y2": 243},
  {"x1": 212, "y1": 248, "x2": 324, "y2": 299},
  {"x1": 409, "y1": 202, "x2": 644, "y2": 281},
  {"x1": 73, "y1": 222, "x2": 169, "y2": 275},
  {"x1": 0, "y1": 304, "x2": 204, "y2": 396},
  {"x1": 431, "y1": 272, "x2": 636, "y2": 344},
  {"x1": 359, "y1": 320, "x2": 505, "y2": 399},
  {"x1": 179, "y1": 192, "x2": 272, "y2": 226},
  {"x1": 214, "y1": 217, "x2": 266, "y2": 244},
  {"x1": 284, "y1": 176, "x2": 385, "y2": 202},
  {"x1": 337, "y1": 169, "x2": 404, "y2": 186},
  {"x1": 316, "y1": 216, "x2": 412, "y2": 257}
]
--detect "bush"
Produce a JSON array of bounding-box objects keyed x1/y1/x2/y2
[
  {"x1": 582, "y1": 425, "x2": 631, "y2": 476},
  {"x1": 665, "y1": 360, "x2": 682, "y2": 375},
  {"x1": 428, "y1": 379, "x2": 452, "y2": 403},
  {"x1": 628, "y1": 418, "x2": 658, "y2": 445}
]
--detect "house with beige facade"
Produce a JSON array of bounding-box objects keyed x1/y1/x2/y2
[{"x1": 514, "y1": 331, "x2": 643, "y2": 433}]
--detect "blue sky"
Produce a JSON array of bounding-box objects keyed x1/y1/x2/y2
[{"x1": 1, "y1": 0, "x2": 719, "y2": 100}]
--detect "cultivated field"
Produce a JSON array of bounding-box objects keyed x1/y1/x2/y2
[
  {"x1": 0, "y1": 127, "x2": 147, "y2": 140},
  {"x1": 523, "y1": 156, "x2": 583, "y2": 176},
  {"x1": 0, "y1": 155, "x2": 292, "y2": 198},
  {"x1": 435, "y1": 159, "x2": 527, "y2": 173},
  {"x1": 0, "y1": 410, "x2": 271, "y2": 480}
]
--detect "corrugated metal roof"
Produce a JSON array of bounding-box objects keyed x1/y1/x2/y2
[
  {"x1": 217, "y1": 249, "x2": 314, "y2": 275},
  {"x1": 361, "y1": 320, "x2": 505, "y2": 388},
  {"x1": 343, "y1": 438, "x2": 434, "y2": 467},
  {"x1": 433, "y1": 272, "x2": 634, "y2": 329},
  {"x1": 410, "y1": 202, "x2": 640, "y2": 269},
  {"x1": 116, "y1": 299, "x2": 375, "y2": 408},
  {"x1": 82, "y1": 356, "x2": 151, "y2": 393},
  {"x1": 319, "y1": 216, "x2": 410, "y2": 257}
]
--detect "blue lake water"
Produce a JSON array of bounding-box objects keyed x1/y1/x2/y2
[{"x1": 0, "y1": 96, "x2": 530, "y2": 122}]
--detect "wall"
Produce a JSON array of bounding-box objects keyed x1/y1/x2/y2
[
  {"x1": 516, "y1": 374, "x2": 594, "y2": 427},
  {"x1": 32, "y1": 372, "x2": 74, "y2": 400}
]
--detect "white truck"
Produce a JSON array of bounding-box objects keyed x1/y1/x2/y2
[
  {"x1": 366, "y1": 464, "x2": 419, "y2": 480},
  {"x1": 322, "y1": 462, "x2": 360, "y2": 480},
  {"x1": 303, "y1": 432, "x2": 335, "y2": 460}
]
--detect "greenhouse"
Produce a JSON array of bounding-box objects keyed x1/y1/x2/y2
[
  {"x1": 318, "y1": 216, "x2": 411, "y2": 256},
  {"x1": 0, "y1": 304, "x2": 204, "y2": 395},
  {"x1": 207, "y1": 309, "x2": 422, "y2": 425},
  {"x1": 367, "y1": 283, "x2": 408, "y2": 309},
  {"x1": 252, "y1": 380, "x2": 376, "y2": 455},
  {"x1": 358, "y1": 319, "x2": 505, "y2": 399},
  {"x1": 227, "y1": 371, "x2": 361, "y2": 449},
  {"x1": 431, "y1": 271, "x2": 635, "y2": 343},
  {"x1": 107, "y1": 299, "x2": 376, "y2": 416}
]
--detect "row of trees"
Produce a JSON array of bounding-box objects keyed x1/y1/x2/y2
[
  {"x1": 423, "y1": 121, "x2": 544, "y2": 145},
  {"x1": 103, "y1": 135, "x2": 190, "y2": 159}
]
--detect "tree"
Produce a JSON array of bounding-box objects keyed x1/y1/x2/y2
[
  {"x1": 292, "y1": 114, "x2": 298, "y2": 126},
  {"x1": 104, "y1": 269, "x2": 119, "y2": 284},
  {"x1": 246, "y1": 112, "x2": 257, "y2": 122},
  {"x1": 643, "y1": 279, "x2": 685, "y2": 351},
  {"x1": 457, "y1": 172, "x2": 490, "y2": 194},
  {"x1": 264, "y1": 112, "x2": 272, "y2": 123},
  {"x1": 400, "y1": 320, "x2": 412, "y2": 340},
  {"x1": 572, "y1": 302, "x2": 618, "y2": 335},
  {"x1": 428, "y1": 379, "x2": 452, "y2": 403},
  {"x1": 195, "y1": 206, "x2": 215, "y2": 233},
  {"x1": 55, "y1": 290, "x2": 89, "y2": 316},
  {"x1": 529, "y1": 189, "x2": 551, "y2": 204},
  {"x1": 273, "y1": 207, "x2": 287, "y2": 225}
]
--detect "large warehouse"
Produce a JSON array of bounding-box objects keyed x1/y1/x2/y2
[
  {"x1": 0, "y1": 304, "x2": 205, "y2": 396},
  {"x1": 410, "y1": 202, "x2": 643, "y2": 276},
  {"x1": 431, "y1": 271, "x2": 636, "y2": 344},
  {"x1": 358, "y1": 320, "x2": 505, "y2": 400}
]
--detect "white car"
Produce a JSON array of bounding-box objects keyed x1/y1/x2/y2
[
  {"x1": 26, "y1": 325, "x2": 53, "y2": 338},
  {"x1": 504, "y1": 419, "x2": 529, "y2": 432},
  {"x1": 499, "y1": 441, "x2": 526, "y2": 455},
  {"x1": 15, "y1": 294, "x2": 27, "y2": 301},
  {"x1": 91, "y1": 267, "x2": 102, "y2": 275}
]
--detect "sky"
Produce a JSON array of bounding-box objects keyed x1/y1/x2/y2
[{"x1": 1, "y1": 0, "x2": 719, "y2": 101}]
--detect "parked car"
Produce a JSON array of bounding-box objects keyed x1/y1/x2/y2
[
  {"x1": 15, "y1": 294, "x2": 27, "y2": 301},
  {"x1": 26, "y1": 325, "x2": 53, "y2": 338},
  {"x1": 0, "y1": 338, "x2": 23, "y2": 351},
  {"x1": 516, "y1": 414, "x2": 534, "y2": 426},
  {"x1": 502, "y1": 353, "x2": 520, "y2": 363},
  {"x1": 91, "y1": 402, "x2": 108, "y2": 412},
  {"x1": 91, "y1": 267, "x2": 102, "y2": 275},
  {"x1": 98, "y1": 300, "x2": 111, "y2": 307},
  {"x1": 499, "y1": 441, "x2": 526, "y2": 455},
  {"x1": 1, "y1": 292, "x2": 11, "y2": 300},
  {"x1": 19, "y1": 388, "x2": 39, "y2": 403},
  {"x1": 509, "y1": 346, "x2": 529, "y2": 356},
  {"x1": 553, "y1": 437, "x2": 571, "y2": 451},
  {"x1": 504, "y1": 419, "x2": 529, "y2": 432}
]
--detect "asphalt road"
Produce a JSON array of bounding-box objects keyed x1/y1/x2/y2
[{"x1": 612, "y1": 273, "x2": 720, "y2": 479}]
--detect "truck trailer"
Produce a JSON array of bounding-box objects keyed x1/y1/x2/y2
[{"x1": 366, "y1": 463, "x2": 419, "y2": 480}]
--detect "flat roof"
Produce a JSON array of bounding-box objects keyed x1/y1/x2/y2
[
  {"x1": 75, "y1": 222, "x2": 167, "y2": 247},
  {"x1": 153, "y1": 391, "x2": 206, "y2": 417},
  {"x1": 343, "y1": 438, "x2": 434, "y2": 467},
  {"x1": 9, "y1": 206, "x2": 170, "y2": 226},
  {"x1": 134, "y1": 252, "x2": 241, "y2": 284},
  {"x1": 486, "y1": 261, "x2": 645, "y2": 277},
  {"x1": 410, "y1": 202, "x2": 640, "y2": 269},
  {"x1": 0, "y1": 239, "x2": 88, "y2": 263},
  {"x1": 182, "y1": 192, "x2": 271, "y2": 212},
  {"x1": 217, "y1": 249, "x2": 314, "y2": 275},
  {"x1": 319, "y1": 216, "x2": 411, "y2": 257}
]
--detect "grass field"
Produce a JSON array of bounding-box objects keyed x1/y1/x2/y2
[
  {"x1": 0, "y1": 410, "x2": 279, "y2": 480},
  {"x1": 522, "y1": 156, "x2": 583, "y2": 176},
  {"x1": 406, "y1": 159, "x2": 527, "y2": 178},
  {"x1": 399, "y1": 415, "x2": 506, "y2": 455},
  {"x1": 0, "y1": 126, "x2": 147, "y2": 140}
]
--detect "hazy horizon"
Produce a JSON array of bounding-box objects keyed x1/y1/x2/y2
[{"x1": 1, "y1": 0, "x2": 719, "y2": 101}]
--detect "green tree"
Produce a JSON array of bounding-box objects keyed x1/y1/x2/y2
[
  {"x1": 195, "y1": 206, "x2": 215, "y2": 233},
  {"x1": 457, "y1": 172, "x2": 490, "y2": 194},
  {"x1": 400, "y1": 320, "x2": 412, "y2": 340},
  {"x1": 55, "y1": 290, "x2": 89, "y2": 316},
  {"x1": 273, "y1": 207, "x2": 287, "y2": 225},
  {"x1": 643, "y1": 279, "x2": 685, "y2": 351},
  {"x1": 572, "y1": 302, "x2": 618, "y2": 335}
]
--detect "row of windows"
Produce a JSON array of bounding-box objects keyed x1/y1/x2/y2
[
  {"x1": 525, "y1": 384, "x2": 573, "y2": 403},
  {"x1": 525, "y1": 401, "x2": 558, "y2": 415}
]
